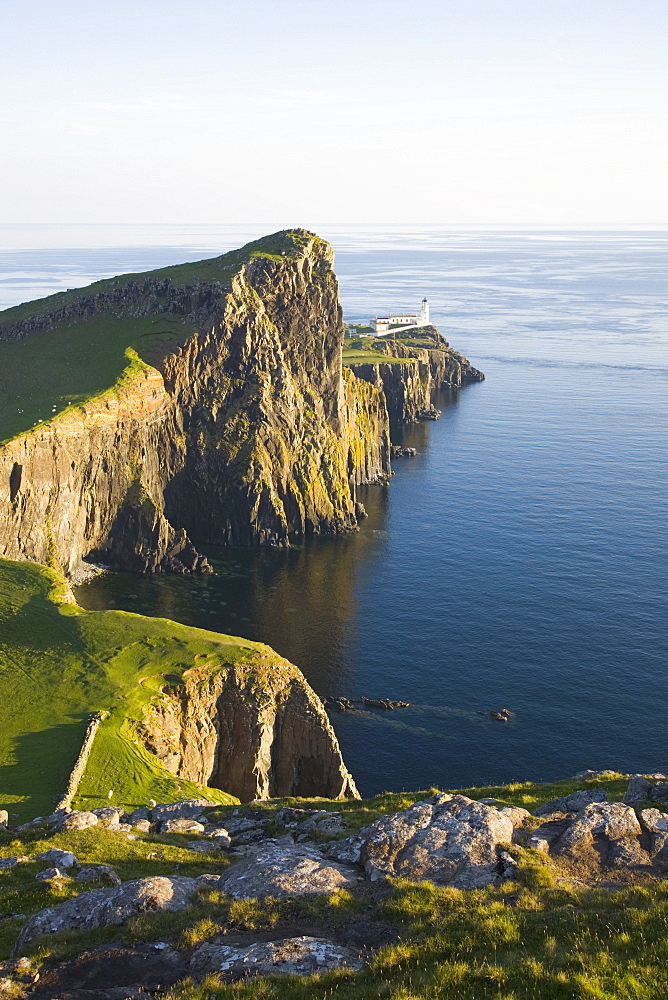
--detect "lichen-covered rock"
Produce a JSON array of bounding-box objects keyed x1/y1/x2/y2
[
  {"x1": 498, "y1": 806, "x2": 532, "y2": 828},
  {"x1": 208, "y1": 840, "x2": 359, "y2": 899},
  {"x1": 56, "y1": 810, "x2": 99, "y2": 831},
  {"x1": 35, "y1": 849, "x2": 78, "y2": 869},
  {"x1": 357, "y1": 793, "x2": 514, "y2": 888},
  {"x1": 623, "y1": 775, "x2": 655, "y2": 804},
  {"x1": 16, "y1": 876, "x2": 198, "y2": 951},
  {"x1": 190, "y1": 936, "x2": 364, "y2": 980},
  {"x1": 91, "y1": 807, "x2": 125, "y2": 827},
  {"x1": 534, "y1": 789, "x2": 608, "y2": 817},
  {"x1": 554, "y1": 802, "x2": 641, "y2": 856},
  {"x1": 149, "y1": 799, "x2": 212, "y2": 823},
  {"x1": 160, "y1": 818, "x2": 205, "y2": 835}
]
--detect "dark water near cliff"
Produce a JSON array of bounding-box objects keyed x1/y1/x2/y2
[{"x1": 2, "y1": 225, "x2": 667, "y2": 794}]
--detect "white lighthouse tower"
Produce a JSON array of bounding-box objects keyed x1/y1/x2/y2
[{"x1": 419, "y1": 297, "x2": 430, "y2": 326}]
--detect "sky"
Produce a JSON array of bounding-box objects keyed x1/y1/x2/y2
[{"x1": 2, "y1": 0, "x2": 667, "y2": 226}]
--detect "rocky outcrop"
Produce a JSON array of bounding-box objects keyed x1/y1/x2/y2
[
  {"x1": 136, "y1": 658, "x2": 359, "y2": 802},
  {"x1": 328, "y1": 792, "x2": 515, "y2": 888},
  {"x1": 16, "y1": 876, "x2": 200, "y2": 950},
  {"x1": 0, "y1": 231, "x2": 391, "y2": 576},
  {"x1": 190, "y1": 936, "x2": 365, "y2": 979},
  {"x1": 345, "y1": 327, "x2": 483, "y2": 424},
  {"x1": 208, "y1": 840, "x2": 359, "y2": 899}
]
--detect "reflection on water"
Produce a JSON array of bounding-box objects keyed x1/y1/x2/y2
[
  {"x1": 76, "y1": 479, "x2": 394, "y2": 700},
  {"x1": 17, "y1": 226, "x2": 667, "y2": 796}
]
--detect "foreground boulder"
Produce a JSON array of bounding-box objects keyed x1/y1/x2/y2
[
  {"x1": 346, "y1": 794, "x2": 514, "y2": 888},
  {"x1": 529, "y1": 801, "x2": 661, "y2": 872},
  {"x1": 16, "y1": 876, "x2": 199, "y2": 951},
  {"x1": 190, "y1": 936, "x2": 364, "y2": 980},
  {"x1": 534, "y1": 789, "x2": 608, "y2": 817},
  {"x1": 207, "y1": 840, "x2": 359, "y2": 899}
]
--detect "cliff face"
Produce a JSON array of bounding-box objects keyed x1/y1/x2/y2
[
  {"x1": 0, "y1": 232, "x2": 391, "y2": 575},
  {"x1": 345, "y1": 326, "x2": 484, "y2": 424},
  {"x1": 136, "y1": 658, "x2": 359, "y2": 802}
]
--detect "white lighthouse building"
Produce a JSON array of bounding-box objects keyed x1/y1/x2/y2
[{"x1": 372, "y1": 298, "x2": 430, "y2": 335}]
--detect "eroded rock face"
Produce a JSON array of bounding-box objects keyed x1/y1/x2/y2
[
  {"x1": 16, "y1": 876, "x2": 199, "y2": 950},
  {"x1": 137, "y1": 663, "x2": 359, "y2": 802},
  {"x1": 346, "y1": 327, "x2": 484, "y2": 424},
  {"x1": 190, "y1": 936, "x2": 364, "y2": 980},
  {"x1": 356, "y1": 793, "x2": 514, "y2": 888},
  {"x1": 207, "y1": 840, "x2": 359, "y2": 899},
  {"x1": 0, "y1": 232, "x2": 391, "y2": 576}
]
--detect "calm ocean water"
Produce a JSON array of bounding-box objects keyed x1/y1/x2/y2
[{"x1": 2, "y1": 224, "x2": 667, "y2": 795}]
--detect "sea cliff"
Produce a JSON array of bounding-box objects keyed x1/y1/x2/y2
[{"x1": 0, "y1": 231, "x2": 390, "y2": 577}]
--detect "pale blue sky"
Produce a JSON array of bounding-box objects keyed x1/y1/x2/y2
[{"x1": 2, "y1": 0, "x2": 667, "y2": 225}]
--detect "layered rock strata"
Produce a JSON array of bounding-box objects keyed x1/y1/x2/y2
[
  {"x1": 346, "y1": 326, "x2": 484, "y2": 424},
  {"x1": 0, "y1": 232, "x2": 390, "y2": 575},
  {"x1": 136, "y1": 659, "x2": 359, "y2": 802}
]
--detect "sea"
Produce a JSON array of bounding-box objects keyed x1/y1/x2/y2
[{"x1": 1, "y1": 223, "x2": 667, "y2": 796}]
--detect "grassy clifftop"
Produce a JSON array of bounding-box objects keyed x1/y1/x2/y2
[
  {"x1": 0, "y1": 558, "x2": 319, "y2": 819},
  {"x1": 0, "y1": 230, "x2": 324, "y2": 446}
]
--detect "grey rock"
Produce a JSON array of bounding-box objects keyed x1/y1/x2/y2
[
  {"x1": 132, "y1": 819, "x2": 152, "y2": 833},
  {"x1": 207, "y1": 826, "x2": 231, "y2": 841},
  {"x1": 92, "y1": 807, "x2": 125, "y2": 826},
  {"x1": 534, "y1": 789, "x2": 608, "y2": 817},
  {"x1": 16, "y1": 876, "x2": 198, "y2": 949},
  {"x1": 652, "y1": 783, "x2": 668, "y2": 802},
  {"x1": 150, "y1": 800, "x2": 212, "y2": 824},
  {"x1": 35, "y1": 867, "x2": 66, "y2": 881},
  {"x1": 75, "y1": 865, "x2": 122, "y2": 886},
  {"x1": 160, "y1": 818, "x2": 205, "y2": 834},
  {"x1": 639, "y1": 808, "x2": 668, "y2": 835},
  {"x1": 573, "y1": 770, "x2": 621, "y2": 780},
  {"x1": 623, "y1": 775, "x2": 655, "y2": 804},
  {"x1": 0, "y1": 856, "x2": 29, "y2": 869},
  {"x1": 190, "y1": 936, "x2": 364, "y2": 980},
  {"x1": 326, "y1": 834, "x2": 363, "y2": 864},
  {"x1": 57, "y1": 810, "x2": 99, "y2": 831},
  {"x1": 127, "y1": 808, "x2": 151, "y2": 825},
  {"x1": 608, "y1": 839, "x2": 652, "y2": 868},
  {"x1": 209, "y1": 841, "x2": 358, "y2": 899},
  {"x1": 224, "y1": 816, "x2": 269, "y2": 835},
  {"x1": 274, "y1": 807, "x2": 314, "y2": 826},
  {"x1": 498, "y1": 806, "x2": 532, "y2": 828},
  {"x1": 316, "y1": 815, "x2": 347, "y2": 836},
  {"x1": 232, "y1": 828, "x2": 268, "y2": 845},
  {"x1": 554, "y1": 802, "x2": 642, "y2": 861},
  {"x1": 358, "y1": 794, "x2": 514, "y2": 888},
  {"x1": 186, "y1": 840, "x2": 229, "y2": 853},
  {"x1": 35, "y1": 849, "x2": 78, "y2": 869}
]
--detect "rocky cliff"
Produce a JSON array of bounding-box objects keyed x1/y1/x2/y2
[
  {"x1": 0, "y1": 231, "x2": 390, "y2": 576},
  {"x1": 344, "y1": 325, "x2": 484, "y2": 424},
  {"x1": 136, "y1": 658, "x2": 358, "y2": 802}
]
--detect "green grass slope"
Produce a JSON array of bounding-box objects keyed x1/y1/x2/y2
[
  {"x1": 2, "y1": 775, "x2": 667, "y2": 999},
  {"x1": 0, "y1": 229, "x2": 322, "y2": 446},
  {"x1": 0, "y1": 558, "x2": 325, "y2": 820}
]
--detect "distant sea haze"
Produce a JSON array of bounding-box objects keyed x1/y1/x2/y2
[{"x1": 3, "y1": 225, "x2": 668, "y2": 794}]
